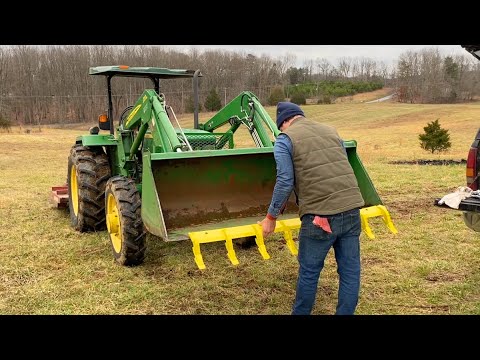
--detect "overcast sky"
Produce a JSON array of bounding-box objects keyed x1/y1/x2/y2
[{"x1": 165, "y1": 45, "x2": 465, "y2": 67}]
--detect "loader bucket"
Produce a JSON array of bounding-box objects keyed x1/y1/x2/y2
[
  {"x1": 344, "y1": 140, "x2": 398, "y2": 239},
  {"x1": 141, "y1": 148, "x2": 299, "y2": 242},
  {"x1": 140, "y1": 141, "x2": 397, "y2": 269},
  {"x1": 343, "y1": 140, "x2": 382, "y2": 207}
]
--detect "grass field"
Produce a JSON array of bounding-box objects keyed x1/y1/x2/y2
[{"x1": 1, "y1": 100, "x2": 480, "y2": 315}]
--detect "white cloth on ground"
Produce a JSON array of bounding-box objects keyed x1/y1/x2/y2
[{"x1": 438, "y1": 186, "x2": 473, "y2": 209}]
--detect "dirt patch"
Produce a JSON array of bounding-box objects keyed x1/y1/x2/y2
[
  {"x1": 362, "y1": 257, "x2": 384, "y2": 266},
  {"x1": 385, "y1": 195, "x2": 454, "y2": 219},
  {"x1": 389, "y1": 159, "x2": 466, "y2": 166},
  {"x1": 425, "y1": 271, "x2": 466, "y2": 282}
]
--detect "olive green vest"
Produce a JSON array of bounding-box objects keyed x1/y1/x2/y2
[{"x1": 283, "y1": 117, "x2": 365, "y2": 217}]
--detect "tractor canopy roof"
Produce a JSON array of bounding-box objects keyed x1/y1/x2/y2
[
  {"x1": 461, "y1": 45, "x2": 480, "y2": 61},
  {"x1": 89, "y1": 65, "x2": 202, "y2": 79}
]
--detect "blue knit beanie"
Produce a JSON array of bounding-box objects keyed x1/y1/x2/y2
[{"x1": 276, "y1": 102, "x2": 305, "y2": 130}]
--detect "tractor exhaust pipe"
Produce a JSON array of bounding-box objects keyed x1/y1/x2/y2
[{"x1": 193, "y1": 69, "x2": 201, "y2": 129}]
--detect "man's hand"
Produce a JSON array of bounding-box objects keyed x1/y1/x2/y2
[{"x1": 258, "y1": 216, "x2": 277, "y2": 238}]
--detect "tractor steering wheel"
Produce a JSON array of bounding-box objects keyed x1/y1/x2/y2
[{"x1": 119, "y1": 105, "x2": 135, "y2": 127}]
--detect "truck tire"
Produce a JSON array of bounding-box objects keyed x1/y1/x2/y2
[
  {"x1": 68, "y1": 145, "x2": 111, "y2": 232},
  {"x1": 105, "y1": 176, "x2": 146, "y2": 266},
  {"x1": 463, "y1": 212, "x2": 480, "y2": 232}
]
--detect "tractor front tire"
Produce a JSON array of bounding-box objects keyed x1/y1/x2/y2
[
  {"x1": 67, "y1": 145, "x2": 111, "y2": 232},
  {"x1": 105, "y1": 176, "x2": 146, "y2": 266}
]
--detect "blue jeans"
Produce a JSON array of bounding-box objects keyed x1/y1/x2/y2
[{"x1": 292, "y1": 208, "x2": 361, "y2": 315}]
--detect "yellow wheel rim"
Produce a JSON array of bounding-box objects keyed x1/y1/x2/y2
[
  {"x1": 70, "y1": 164, "x2": 79, "y2": 216},
  {"x1": 106, "y1": 193, "x2": 122, "y2": 253}
]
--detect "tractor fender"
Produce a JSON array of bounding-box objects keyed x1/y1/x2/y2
[{"x1": 76, "y1": 134, "x2": 118, "y2": 147}]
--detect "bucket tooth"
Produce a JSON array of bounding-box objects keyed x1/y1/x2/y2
[
  {"x1": 189, "y1": 233, "x2": 207, "y2": 270},
  {"x1": 360, "y1": 205, "x2": 398, "y2": 239},
  {"x1": 252, "y1": 224, "x2": 270, "y2": 260},
  {"x1": 223, "y1": 229, "x2": 239, "y2": 266},
  {"x1": 276, "y1": 219, "x2": 300, "y2": 256}
]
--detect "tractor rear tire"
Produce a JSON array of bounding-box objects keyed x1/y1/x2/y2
[
  {"x1": 105, "y1": 176, "x2": 146, "y2": 266},
  {"x1": 67, "y1": 145, "x2": 111, "y2": 232}
]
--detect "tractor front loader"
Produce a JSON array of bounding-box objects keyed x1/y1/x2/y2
[{"x1": 56, "y1": 65, "x2": 397, "y2": 269}]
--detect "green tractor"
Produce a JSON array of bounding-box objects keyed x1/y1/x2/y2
[{"x1": 62, "y1": 65, "x2": 397, "y2": 269}]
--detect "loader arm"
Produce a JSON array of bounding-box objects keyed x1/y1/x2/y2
[
  {"x1": 201, "y1": 91, "x2": 280, "y2": 148},
  {"x1": 123, "y1": 89, "x2": 183, "y2": 155}
]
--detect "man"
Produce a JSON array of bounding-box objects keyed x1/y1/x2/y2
[{"x1": 258, "y1": 101, "x2": 365, "y2": 315}]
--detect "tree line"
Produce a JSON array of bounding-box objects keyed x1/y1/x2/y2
[
  {"x1": 395, "y1": 48, "x2": 480, "y2": 103},
  {"x1": 0, "y1": 45, "x2": 479, "y2": 126}
]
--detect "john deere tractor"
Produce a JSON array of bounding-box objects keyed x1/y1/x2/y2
[{"x1": 63, "y1": 65, "x2": 396, "y2": 269}]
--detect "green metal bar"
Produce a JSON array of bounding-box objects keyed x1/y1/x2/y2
[
  {"x1": 201, "y1": 91, "x2": 277, "y2": 147},
  {"x1": 249, "y1": 97, "x2": 276, "y2": 147},
  {"x1": 344, "y1": 140, "x2": 383, "y2": 207},
  {"x1": 202, "y1": 92, "x2": 250, "y2": 132},
  {"x1": 123, "y1": 89, "x2": 184, "y2": 153},
  {"x1": 129, "y1": 122, "x2": 149, "y2": 160},
  {"x1": 151, "y1": 96, "x2": 183, "y2": 152},
  {"x1": 251, "y1": 96, "x2": 280, "y2": 138},
  {"x1": 123, "y1": 90, "x2": 153, "y2": 130},
  {"x1": 150, "y1": 146, "x2": 273, "y2": 160},
  {"x1": 216, "y1": 124, "x2": 240, "y2": 149},
  {"x1": 141, "y1": 151, "x2": 168, "y2": 239},
  {"x1": 76, "y1": 134, "x2": 117, "y2": 147}
]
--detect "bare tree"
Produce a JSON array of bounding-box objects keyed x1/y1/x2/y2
[
  {"x1": 418, "y1": 47, "x2": 443, "y2": 102},
  {"x1": 378, "y1": 61, "x2": 389, "y2": 85},
  {"x1": 351, "y1": 58, "x2": 360, "y2": 79},
  {"x1": 0, "y1": 47, "x2": 9, "y2": 115},
  {"x1": 316, "y1": 58, "x2": 331, "y2": 80},
  {"x1": 302, "y1": 59, "x2": 314, "y2": 82},
  {"x1": 396, "y1": 50, "x2": 422, "y2": 103},
  {"x1": 337, "y1": 57, "x2": 352, "y2": 79},
  {"x1": 277, "y1": 53, "x2": 297, "y2": 84}
]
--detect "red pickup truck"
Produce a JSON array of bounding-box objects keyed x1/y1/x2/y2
[{"x1": 435, "y1": 45, "x2": 480, "y2": 231}]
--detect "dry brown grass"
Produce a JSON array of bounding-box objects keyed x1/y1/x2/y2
[{"x1": 1, "y1": 100, "x2": 480, "y2": 315}]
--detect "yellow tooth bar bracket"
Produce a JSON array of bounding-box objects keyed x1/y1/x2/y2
[
  {"x1": 360, "y1": 205, "x2": 398, "y2": 240},
  {"x1": 189, "y1": 218, "x2": 301, "y2": 270}
]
